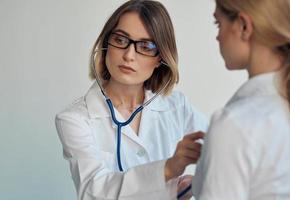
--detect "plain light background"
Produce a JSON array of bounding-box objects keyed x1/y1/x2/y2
[{"x1": 0, "y1": 0, "x2": 246, "y2": 199}]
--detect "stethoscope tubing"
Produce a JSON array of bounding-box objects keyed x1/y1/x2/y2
[{"x1": 106, "y1": 98, "x2": 144, "y2": 171}]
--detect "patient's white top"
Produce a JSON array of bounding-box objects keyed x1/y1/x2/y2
[{"x1": 193, "y1": 71, "x2": 290, "y2": 200}]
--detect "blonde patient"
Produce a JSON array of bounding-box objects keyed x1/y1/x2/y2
[{"x1": 193, "y1": 0, "x2": 290, "y2": 199}]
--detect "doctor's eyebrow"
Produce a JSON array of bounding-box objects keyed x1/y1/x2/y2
[{"x1": 112, "y1": 29, "x2": 154, "y2": 41}]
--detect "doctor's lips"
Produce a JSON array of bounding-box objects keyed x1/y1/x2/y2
[{"x1": 118, "y1": 65, "x2": 136, "y2": 73}]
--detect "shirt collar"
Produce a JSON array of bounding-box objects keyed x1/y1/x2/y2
[
  {"x1": 84, "y1": 81, "x2": 170, "y2": 119},
  {"x1": 226, "y1": 70, "x2": 286, "y2": 106}
]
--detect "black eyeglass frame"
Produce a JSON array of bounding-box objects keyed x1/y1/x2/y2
[{"x1": 106, "y1": 32, "x2": 159, "y2": 57}]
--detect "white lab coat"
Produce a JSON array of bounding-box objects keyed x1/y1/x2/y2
[
  {"x1": 193, "y1": 71, "x2": 290, "y2": 200},
  {"x1": 55, "y1": 81, "x2": 208, "y2": 200}
]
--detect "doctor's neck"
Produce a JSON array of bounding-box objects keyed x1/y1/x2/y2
[{"x1": 104, "y1": 79, "x2": 145, "y2": 110}]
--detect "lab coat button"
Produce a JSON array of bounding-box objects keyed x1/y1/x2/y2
[{"x1": 136, "y1": 149, "x2": 146, "y2": 157}]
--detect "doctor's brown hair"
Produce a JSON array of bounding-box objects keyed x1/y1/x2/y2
[
  {"x1": 90, "y1": 0, "x2": 178, "y2": 95},
  {"x1": 215, "y1": 0, "x2": 290, "y2": 108}
]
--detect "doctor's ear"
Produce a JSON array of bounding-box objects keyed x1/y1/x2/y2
[
  {"x1": 238, "y1": 12, "x2": 253, "y2": 41},
  {"x1": 155, "y1": 58, "x2": 162, "y2": 68}
]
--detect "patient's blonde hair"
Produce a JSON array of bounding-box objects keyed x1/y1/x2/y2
[{"x1": 216, "y1": 0, "x2": 290, "y2": 107}]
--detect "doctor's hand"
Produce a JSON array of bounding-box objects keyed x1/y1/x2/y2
[
  {"x1": 164, "y1": 131, "x2": 204, "y2": 181},
  {"x1": 177, "y1": 175, "x2": 193, "y2": 200}
]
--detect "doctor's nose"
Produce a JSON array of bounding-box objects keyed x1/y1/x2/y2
[{"x1": 123, "y1": 43, "x2": 136, "y2": 62}]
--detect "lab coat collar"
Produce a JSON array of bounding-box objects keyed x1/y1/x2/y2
[
  {"x1": 84, "y1": 81, "x2": 170, "y2": 119},
  {"x1": 143, "y1": 89, "x2": 171, "y2": 112},
  {"x1": 226, "y1": 70, "x2": 285, "y2": 106},
  {"x1": 85, "y1": 81, "x2": 110, "y2": 118}
]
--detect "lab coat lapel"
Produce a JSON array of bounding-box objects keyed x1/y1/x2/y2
[
  {"x1": 112, "y1": 108, "x2": 147, "y2": 149},
  {"x1": 110, "y1": 87, "x2": 170, "y2": 149},
  {"x1": 109, "y1": 89, "x2": 168, "y2": 148},
  {"x1": 136, "y1": 90, "x2": 169, "y2": 148},
  {"x1": 85, "y1": 82, "x2": 144, "y2": 146},
  {"x1": 85, "y1": 83, "x2": 169, "y2": 149}
]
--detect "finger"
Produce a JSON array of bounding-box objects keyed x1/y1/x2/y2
[
  {"x1": 178, "y1": 183, "x2": 193, "y2": 200},
  {"x1": 176, "y1": 149, "x2": 199, "y2": 162},
  {"x1": 182, "y1": 141, "x2": 202, "y2": 152},
  {"x1": 183, "y1": 151, "x2": 200, "y2": 161},
  {"x1": 175, "y1": 152, "x2": 198, "y2": 166},
  {"x1": 185, "y1": 147, "x2": 201, "y2": 159},
  {"x1": 180, "y1": 136, "x2": 202, "y2": 146},
  {"x1": 178, "y1": 175, "x2": 193, "y2": 183},
  {"x1": 178, "y1": 176, "x2": 192, "y2": 186},
  {"x1": 183, "y1": 140, "x2": 202, "y2": 148},
  {"x1": 177, "y1": 176, "x2": 192, "y2": 192},
  {"x1": 183, "y1": 131, "x2": 205, "y2": 141}
]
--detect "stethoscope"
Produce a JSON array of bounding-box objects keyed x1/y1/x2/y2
[{"x1": 92, "y1": 48, "x2": 191, "y2": 199}]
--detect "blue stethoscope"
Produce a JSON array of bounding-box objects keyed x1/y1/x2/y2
[{"x1": 92, "y1": 49, "x2": 191, "y2": 199}]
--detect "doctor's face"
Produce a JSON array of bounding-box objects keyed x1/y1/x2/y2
[
  {"x1": 214, "y1": 7, "x2": 249, "y2": 70},
  {"x1": 105, "y1": 11, "x2": 160, "y2": 87}
]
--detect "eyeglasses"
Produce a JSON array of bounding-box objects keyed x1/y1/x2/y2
[{"x1": 107, "y1": 33, "x2": 159, "y2": 57}]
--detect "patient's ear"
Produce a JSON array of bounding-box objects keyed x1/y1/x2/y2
[{"x1": 238, "y1": 12, "x2": 253, "y2": 41}]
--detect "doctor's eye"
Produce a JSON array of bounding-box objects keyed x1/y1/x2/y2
[
  {"x1": 110, "y1": 34, "x2": 129, "y2": 47},
  {"x1": 137, "y1": 41, "x2": 157, "y2": 52}
]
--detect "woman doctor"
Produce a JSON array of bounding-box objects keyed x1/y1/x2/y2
[
  {"x1": 55, "y1": 0, "x2": 207, "y2": 199},
  {"x1": 192, "y1": 0, "x2": 290, "y2": 199}
]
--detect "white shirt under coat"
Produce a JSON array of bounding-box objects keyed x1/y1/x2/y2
[
  {"x1": 193, "y1": 71, "x2": 290, "y2": 200},
  {"x1": 55, "y1": 81, "x2": 208, "y2": 200}
]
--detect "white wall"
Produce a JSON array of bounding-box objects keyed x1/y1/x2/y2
[{"x1": 0, "y1": 0, "x2": 246, "y2": 199}]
